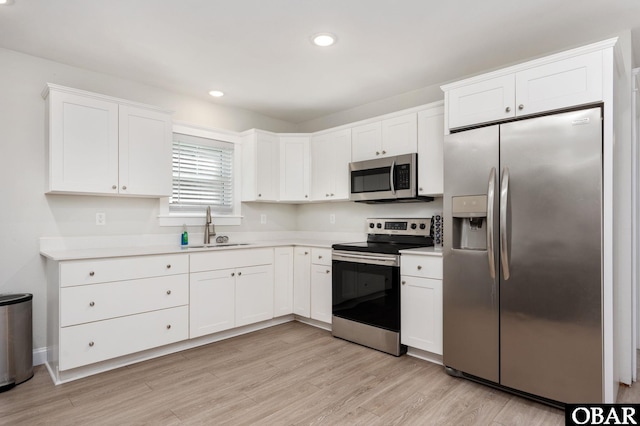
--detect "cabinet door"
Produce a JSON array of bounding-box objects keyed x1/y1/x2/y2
[
  {"x1": 447, "y1": 74, "x2": 515, "y2": 129},
  {"x1": 515, "y1": 50, "x2": 603, "y2": 117},
  {"x1": 189, "y1": 269, "x2": 235, "y2": 338},
  {"x1": 400, "y1": 275, "x2": 443, "y2": 354},
  {"x1": 293, "y1": 247, "x2": 311, "y2": 317},
  {"x1": 273, "y1": 247, "x2": 294, "y2": 317},
  {"x1": 351, "y1": 121, "x2": 382, "y2": 162},
  {"x1": 310, "y1": 264, "x2": 332, "y2": 324},
  {"x1": 417, "y1": 106, "x2": 444, "y2": 196},
  {"x1": 118, "y1": 105, "x2": 172, "y2": 197},
  {"x1": 255, "y1": 132, "x2": 280, "y2": 201},
  {"x1": 47, "y1": 90, "x2": 119, "y2": 195},
  {"x1": 235, "y1": 264, "x2": 274, "y2": 327},
  {"x1": 279, "y1": 136, "x2": 310, "y2": 201},
  {"x1": 311, "y1": 129, "x2": 352, "y2": 201},
  {"x1": 382, "y1": 113, "x2": 417, "y2": 157}
]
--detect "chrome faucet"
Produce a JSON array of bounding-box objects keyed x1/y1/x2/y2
[{"x1": 204, "y1": 206, "x2": 216, "y2": 244}]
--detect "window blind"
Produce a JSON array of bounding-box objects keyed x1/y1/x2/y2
[{"x1": 171, "y1": 133, "x2": 234, "y2": 213}]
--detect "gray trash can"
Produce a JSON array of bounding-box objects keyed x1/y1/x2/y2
[{"x1": 0, "y1": 293, "x2": 33, "y2": 392}]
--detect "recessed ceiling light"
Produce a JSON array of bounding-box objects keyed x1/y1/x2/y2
[
  {"x1": 209, "y1": 90, "x2": 224, "y2": 98},
  {"x1": 0, "y1": 0, "x2": 15, "y2": 5},
  {"x1": 311, "y1": 33, "x2": 336, "y2": 47}
]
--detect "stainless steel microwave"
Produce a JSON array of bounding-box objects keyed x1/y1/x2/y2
[{"x1": 349, "y1": 153, "x2": 432, "y2": 203}]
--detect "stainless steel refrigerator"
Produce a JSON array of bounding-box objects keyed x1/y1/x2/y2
[{"x1": 443, "y1": 107, "x2": 603, "y2": 404}]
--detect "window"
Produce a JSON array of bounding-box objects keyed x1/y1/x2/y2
[
  {"x1": 171, "y1": 133, "x2": 233, "y2": 213},
  {"x1": 159, "y1": 123, "x2": 242, "y2": 227}
]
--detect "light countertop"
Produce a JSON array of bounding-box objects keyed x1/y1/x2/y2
[{"x1": 399, "y1": 246, "x2": 443, "y2": 256}]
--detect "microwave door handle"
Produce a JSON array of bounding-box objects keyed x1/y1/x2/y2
[{"x1": 390, "y1": 160, "x2": 396, "y2": 194}]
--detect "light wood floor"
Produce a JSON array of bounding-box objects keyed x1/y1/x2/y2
[{"x1": 1, "y1": 322, "x2": 637, "y2": 425}]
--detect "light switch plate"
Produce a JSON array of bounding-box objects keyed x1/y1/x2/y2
[
  {"x1": 260, "y1": 214, "x2": 267, "y2": 224},
  {"x1": 96, "y1": 212, "x2": 106, "y2": 225}
]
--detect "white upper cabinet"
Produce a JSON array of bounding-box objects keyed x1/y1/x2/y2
[
  {"x1": 241, "y1": 130, "x2": 280, "y2": 202},
  {"x1": 310, "y1": 129, "x2": 351, "y2": 201},
  {"x1": 351, "y1": 113, "x2": 417, "y2": 161},
  {"x1": 444, "y1": 48, "x2": 605, "y2": 130},
  {"x1": 43, "y1": 84, "x2": 172, "y2": 197},
  {"x1": 417, "y1": 104, "x2": 444, "y2": 196},
  {"x1": 447, "y1": 75, "x2": 515, "y2": 129},
  {"x1": 279, "y1": 135, "x2": 310, "y2": 202}
]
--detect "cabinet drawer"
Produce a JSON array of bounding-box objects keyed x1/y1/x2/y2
[
  {"x1": 311, "y1": 248, "x2": 332, "y2": 266},
  {"x1": 60, "y1": 254, "x2": 188, "y2": 287},
  {"x1": 401, "y1": 255, "x2": 442, "y2": 279},
  {"x1": 190, "y1": 248, "x2": 274, "y2": 273},
  {"x1": 60, "y1": 274, "x2": 188, "y2": 327},
  {"x1": 59, "y1": 305, "x2": 188, "y2": 371}
]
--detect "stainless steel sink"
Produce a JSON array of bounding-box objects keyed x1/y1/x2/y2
[{"x1": 185, "y1": 243, "x2": 251, "y2": 249}]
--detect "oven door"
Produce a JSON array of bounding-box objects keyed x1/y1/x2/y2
[
  {"x1": 332, "y1": 251, "x2": 401, "y2": 332},
  {"x1": 349, "y1": 153, "x2": 417, "y2": 202}
]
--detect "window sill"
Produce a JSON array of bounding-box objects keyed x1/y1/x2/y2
[{"x1": 158, "y1": 214, "x2": 242, "y2": 227}]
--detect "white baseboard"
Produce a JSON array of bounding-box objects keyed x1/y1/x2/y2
[{"x1": 33, "y1": 347, "x2": 47, "y2": 366}]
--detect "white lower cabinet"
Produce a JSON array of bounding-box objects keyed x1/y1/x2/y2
[
  {"x1": 60, "y1": 306, "x2": 188, "y2": 371},
  {"x1": 310, "y1": 264, "x2": 332, "y2": 323},
  {"x1": 400, "y1": 253, "x2": 443, "y2": 355},
  {"x1": 293, "y1": 247, "x2": 311, "y2": 317},
  {"x1": 188, "y1": 248, "x2": 275, "y2": 338},
  {"x1": 273, "y1": 246, "x2": 294, "y2": 317}
]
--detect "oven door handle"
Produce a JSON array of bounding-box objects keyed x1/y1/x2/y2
[{"x1": 332, "y1": 251, "x2": 399, "y2": 267}]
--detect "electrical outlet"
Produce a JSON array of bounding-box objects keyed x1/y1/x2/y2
[
  {"x1": 260, "y1": 214, "x2": 267, "y2": 224},
  {"x1": 96, "y1": 212, "x2": 106, "y2": 225},
  {"x1": 329, "y1": 214, "x2": 335, "y2": 224}
]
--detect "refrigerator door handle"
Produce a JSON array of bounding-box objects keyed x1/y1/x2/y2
[
  {"x1": 487, "y1": 167, "x2": 496, "y2": 279},
  {"x1": 500, "y1": 167, "x2": 510, "y2": 280}
]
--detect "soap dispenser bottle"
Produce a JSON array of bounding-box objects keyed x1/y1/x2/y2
[{"x1": 181, "y1": 224, "x2": 189, "y2": 246}]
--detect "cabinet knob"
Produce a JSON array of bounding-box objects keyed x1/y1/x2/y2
[
  {"x1": 505, "y1": 107, "x2": 511, "y2": 113},
  {"x1": 166, "y1": 290, "x2": 171, "y2": 295},
  {"x1": 88, "y1": 341, "x2": 95, "y2": 347},
  {"x1": 258, "y1": 193, "x2": 262, "y2": 197},
  {"x1": 318, "y1": 255, "x2": 323, "y2": 259},
  {"x1": 419, "y1": 187, "x2": 423, "y2": 191},
  {"x1": 417, "y1": 265, "x2": 422, "y2": 270},
  {"x1": 326, "y1": 270, "x2": 330, "y2": 274},
  {"x1": 166, "y1": 264, "x2": 171, "y2": 269},
  {"x1": 376, "y1": 151, "x2": 380, "y2": 156},
  {"x1": 89, "y1": 301, "x2": 95, "y2": 307},
  {"x1": 112, "y1": 185, "x2": 117, "y2": 190},
  {"x1": 518, "y1": 104, "x2": 524, "y2": 110},
  {"x1": 305, "y1": 251, "x2": 309, "y2": 255},
  {"x1": 238, "y1": 272, "x2": 242, "y2": 276},
  {"x1": 231, "y1": 272, "x2": 235, "y2": 277},
  {"x1": 166, "y1": 324, "x2": 171, "y2": 330},
  {"x1": 382, "y1": 150, "x2": 386, "y2": 155},
  {"x1": 122, "y1": 185, "x2": 127, "y2": 190},
  {"x1": 326, "y1": 194, "x2": 329, "y2": 197},
  {"x1": 89, "y1": 271, "x2": 95, "y2": 277},
  {"x1": 330, "y1": 193, "x2": 334, "y2": 196},
  {"x1": 402, "y1": 281, "x2": 406, "y2": 285}
]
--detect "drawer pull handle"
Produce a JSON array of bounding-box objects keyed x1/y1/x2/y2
[
  {"x1": 166, "y1": 324, "x2": 171, "y2": 330},
  {"x1": 305, "y1": 252, "x2": 309, "y2": 255},
  {"x1": 89, "y1": 301, "x2": 95, "y2": 307},
  {"x1": 89, "y1": 271, "x2": 95, "y2": 277},
  {"x1": 238, "y1": 272, "x2": 242, "y2": 276},
  {"x1": 319, "y1": 255, "x2": 323, "y2": 259},
  {"x1": 417, "y1": 265, "x2": 422, "y2": 270},
  {"x1": 231, "y1": 272, "x2": 235, "y2": 277},
  {"x1": 166, "y1": 264, "x2": 171, "y2": 269},
  {"x1": 89, "y1": 341, "x2": 94, "y2": 347},
  {"x1": 166, "y1": 290, "x2": 171, "y2": 295}
]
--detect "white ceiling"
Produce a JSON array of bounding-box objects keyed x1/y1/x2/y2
[{"x1": 1, "y1": 0, "x2": 639, "y2": 124}]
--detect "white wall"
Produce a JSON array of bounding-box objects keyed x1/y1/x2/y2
[{"x1": 0, "y1": 47, "x2": 299, "y2": 350}]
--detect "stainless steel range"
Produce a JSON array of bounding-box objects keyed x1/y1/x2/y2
[{"x1": 331, "y1": 218, "x2": 433, "y2": 356}]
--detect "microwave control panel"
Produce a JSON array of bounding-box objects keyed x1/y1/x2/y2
[{"x1": 395, "y1": 164, "x2": 411, "y2": 190}]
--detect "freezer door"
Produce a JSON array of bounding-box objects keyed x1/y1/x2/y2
[
  {"x1": 443, "y1": 125, "x2": 500, "y2": 382},
  {"x1": 499, "y1": 107, "x2": 603, "y2": 403}
]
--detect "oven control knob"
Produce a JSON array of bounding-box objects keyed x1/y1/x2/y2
[
  {"x1": 369, "y1": 223, "x2": 375, "y2": 229},
  {"x1": 376, "y1": 223, "x2": 382, "y2": 229},
  {"x1": 419, "y1": 223, "x2": 426, "y2": 230},
  {"x1": 410, "y1": 223, "x2": 417, "y2": 229}
]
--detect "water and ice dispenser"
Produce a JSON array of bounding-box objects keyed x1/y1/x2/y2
[{"x1": 451, "y1": 195, "x2": 487, "y2": 250}]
